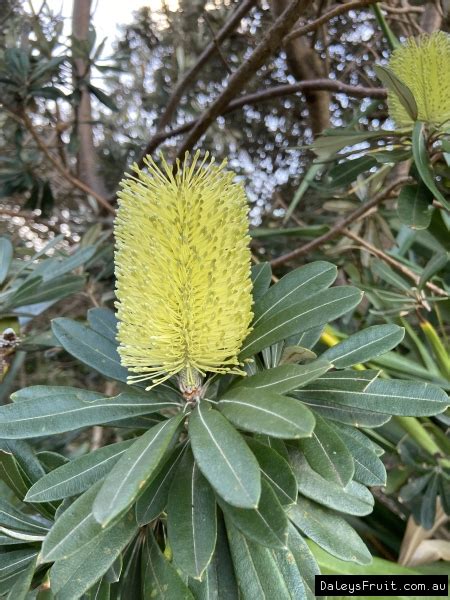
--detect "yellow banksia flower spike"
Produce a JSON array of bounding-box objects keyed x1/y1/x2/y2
[
  {"x1": 114, "y1": 151, "x2": 253, "y2": 390},
  {"x1": 387, "y1": 31, "x2": 450, "y2": 128}
]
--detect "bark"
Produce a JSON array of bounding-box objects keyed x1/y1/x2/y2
[
  {"x1": 420, "y1": 0, "x2": 442, "y2": 33},
  {"x1": 272, "y1": 0, "x2": 330, "y2": 135},
  {"x1": 72, "y1": 0, "x2": 107, "y2": 197}
]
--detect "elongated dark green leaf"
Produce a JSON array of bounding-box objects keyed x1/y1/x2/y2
[
  {"x1": 87, "y1": 307, "x2": 118, "y2": 340},
  {"x1": 241, "y1": 287, "x2": 362, "y2": 360},
  {"x1": 136, "y1": 445, "x2": 186, "y2": 526},
  {"x1": 26, "y1": 440, "x2": 133, "y2": 502},
  {"x1": 0, "y1": 389, "x2": 179, "y2": 438},
  {"x1": 252, "y1": 262, "x2": 337, "y2": 327},
  {"x1": 142, "y1": 532, "x2": 194, "y2": 599},
  {"x1": 219, "y1": 389, "x2": 315, "y2": 439},
  {"x1": 226, "y1": 520, "x2": 304, "y2": 600},
  {"x1": 219, "y1": 479, "x2": 288, "y2": 549},
  {"x1": 188, "y1": 514, "x2": 238, "y2": 600},
  {"x1": 397, "y1": 183, "x2": 434, "y2": 230},
  {"x1": 412, "y1": 121, "x2": 450, "y2": 210},
  {"x1": 50, "y1": 512, "x2": 138, "y2": 598},
  {"x1": 289, "y1": 498, "x2": 371, "y2": 564},
  {"x1": 329, "y1": 422, "x2": 386, "y2": 486},
  {"x1": 5, "y1": 553, "x2": 37, "y2": 600},
  {"x1": 301, "y1": 400, "x2": 391, "y2": 428},
  {"x1": 421, "y1": 473, "x2": 439, "y2": 529},
  {"x1": 93, "y1": 415, "x2": 183, "y2": 526},
  {"x1": 286, "y1": 524, "x2": 318, "y2": 600},
  {"x1": 167, "y1": 449, "x2": 216, "y2": 579},
  {"x1": 52, "y1": 317, "x2": 129, "y2": 382},
  {"x1": 8, "y1": 275, "x2": 85, "y2": 308},
  {"x1": 189, "y1": 403, "x2": 261, "y2": 509},
  {"x1": 374, "y1": 65, "x2": 418, "y2": 120},
  {"x1": 231, "y1": 359, "x2": 331, "y2": 394},
  {"x1": 85, "y1": 578, "x2": 110, "y2": 600},
  {"x1": 0, "y1": 548, "x2": 38, "y2": 579},
  {"x1": 328, "y1": 156, "x2": 377, "y2": 189},
  {"x1": 246, "y1": 439, "x2": 297, "y2": 507},
  {"x1": 41, "y1": 482, "x2": 103, "y2": 562},
  {"x1": 251, "y1": 263, "x2": 272, "y2": 302},
  {"x1": 296, "y1": 377, "x2": 449, "y2": 416},
  {"x1": 0, "y1": 451, "x2": 29, "y2": 501},
  {"x1": 0, "y1": 498, "x2": 49, "y2": 538},
  {"x1": 0, "y1": 238, "x2": 13, "y2": 285},
  {"x1": 322, "y1": 325, "x2": 405, "y2": 369},
  {"x1": 290, "y1": 451, "x2": 373, "y2": 516},
  {"x1": 299, "y1": 413, "x2": 354, "y2": 487}
]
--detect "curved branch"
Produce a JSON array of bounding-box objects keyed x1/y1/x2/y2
[
  {"x1": 284, "y1": 0, "x2": 379, "y2": 43},
  {"x1": 270, "y1": 176, "x2": 411, "y2": 268},
  {"x1": 137, "y1": 79, "x2": 385, "y2": 164}
]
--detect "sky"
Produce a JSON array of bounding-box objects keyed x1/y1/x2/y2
[{"x1": 32, "y1": 0, "x2": 179, "y2": 44}]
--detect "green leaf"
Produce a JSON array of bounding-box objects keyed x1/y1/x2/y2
[
  {"x1": 0, "y1": 389, "x2": 179, "y2": 438},
  {"x1": 421, "y1": 472, "x2": 439, "y2": 529},
  {"x1": 26, "y1": 440, "x2": 134, "y2": 502},
  {"x1": 87, "y1": 83, "x2": 119, "y2": 111},
  {"x1": 87, "y1": 307, "x2": 118, "y2": 340},
  {"x1": 0, "y1": 451, "x2": 30, "y2": 501},
  {"x1": 419, "y1": 252, "x2": 449, "y2": 290},
  {"x1": 189, "y1": 403, "x2": 261, "y2": 509},
  {"x1": 322, "y1": 325, "x2": 405, "y2": 369},
  {"x1": 142, "y1": 531, "x2": 194, "y2": 599},
  {"x1": 299, "y1": 413, "x2": 354, "y2": 487},
  {"x1": 252, "y1": 262, "x2": 337, "y2": 327},
  {"x1": 226, "y1": 520, "x2": 304, "y2": 600},
  {"x1": 218, "y1": 389, "x2": 315, "y2": 439},
  {"x1": 135, "y1": 445, "x2": 186, "y2": 525},
  {"x1": 219, "y1": 479, "x2": 288, "y2": 549},
  {"x1": 41, "y1": 482, "x2": 103, "y2": 562},
  {"x1": 0, "y1": 549, "x2": 38, "y2": 580},
  {"x1": 412, "y1": 121, "x2": 450, "y2": 210},
  {"x1": 167, "y1": 449, "x2": 217, "y2": 579},
  {"x1": 93, "y1": 415, "x2": 183, "y2": 526},
  {"x1": 328, "y1": 156, "x2": 377, "y2": 189},
  {"x1": 374, "y1": 65, "x2": 418, "y2": 120},
  {"x1": 397, "y1": 183, "x2": 434, "y2": 230},
  {"x1": 231, "y1": 359, "x2": 331, "y2": 394},
  {"x1": 0, "y1": 238, "x2": 13, "y2": 285},
  {"x1": 5, "y1": 553, "x2": 37, "y2": 600},
  {"x1": 0, "y1": 498, "x2": 49, "y2": 538},
  {"x1": 286, "y1": 524, "x2": 319, "y2": 600},
  {"x1": 49, "y1": 512, "x2": 137, "y2": 598},
  {"x1": 246, "y1": 438, "x2": 297, "y2": 507},
  {"x1": 188, "y1": 514, "x2": 238, "y2": 600},
  {"x1": 290, "y1": 451, "x2": 374, "y2": 516},
  {"x1": 295, "y1": 376, "x2": 449, "y2": 416},
  {"x1": 330, "y1": 422, "x2": 386, "y2": 486},
  {"x1": 251, "y1": 263, "x2": 272, "y2": 302},
  {"x1": 240, "y1": 286, "x2": 362, "y2": 360},
  {"x1": 51, "y1": 317, "x2": 129, "y2": 382},
  {"x1": 289, "y1": 498, "x2": 371, "y2": 564}
]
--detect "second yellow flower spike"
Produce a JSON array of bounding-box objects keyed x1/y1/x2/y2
[{"x1": 387, "y1": 31, "x2": 450, "y2": 128}]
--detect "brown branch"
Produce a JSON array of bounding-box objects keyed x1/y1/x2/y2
[
  {"x1": 23, "y1": 114, "x2": 115, "y2": 215},
  {"x1": 343, "y1": 229, "x2": 448, "y2": 298},
  {"x1": 284, "y1": 0, "x2": 379, "y2": 43},
  {"x1": 139, "y1": 79, "x2": 385, "y2": 161},
  {"x1": 140, "y1": 0, "x2": 257, "y2": 163},
  {"x1": 176, "y1": 0, "x2": 314, "y2": 159},
  {"x1": 270, "y1": 176, "x2": 412, "y2": 268}
]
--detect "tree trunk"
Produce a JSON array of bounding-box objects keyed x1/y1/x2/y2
[
  {"x1": 72, "y1": 0, "x2": 107, "y2": 197},
  {"x1": 271, "y1": 0, "x2": 330, "y2": 135}
]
